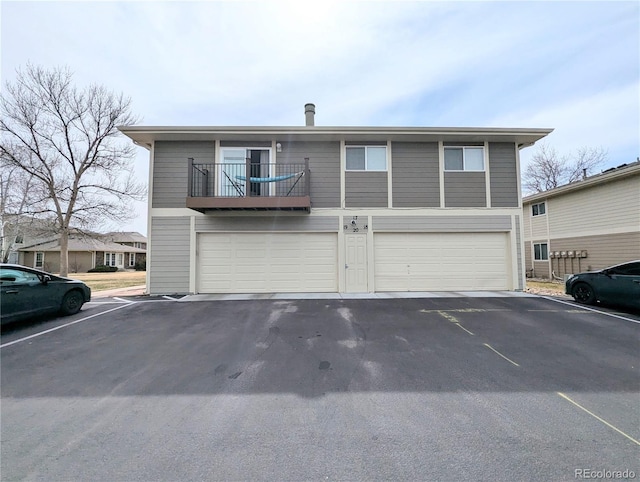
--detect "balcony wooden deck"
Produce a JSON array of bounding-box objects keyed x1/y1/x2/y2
[{"x1": 186, "y1": 159, "x2": 311, "y2": 213}]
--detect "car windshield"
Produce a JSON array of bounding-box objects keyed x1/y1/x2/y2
[{"x1": 605, "y1": 262, "x2": 640, "y2": 276}]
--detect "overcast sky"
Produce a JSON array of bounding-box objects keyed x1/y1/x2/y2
[{"x1": 2, "y1": 1, "x2": 638, "y2": 236}]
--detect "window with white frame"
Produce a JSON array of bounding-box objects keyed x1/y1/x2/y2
[
  {"x1": 532, "y1": 202, "x2": 546, "y2": 216},
  {"x1": 35, "y1": 252, "x2": 44, "y2": 268},
  {"x1": 534, "y1": 243, "x2": 548, "y2": 261},
  {"x1": 444, "y1": 146, "x2": 485, "y2": 171},
  {"x1": 104, "y1": 252, "x2": 116, "y2": 267},
  {"x1": 129, "y1": 253, "x2": 135, "y2": 267},
  {"x1": 345, "y1": 146, "x2": 387, "y2": 171}
]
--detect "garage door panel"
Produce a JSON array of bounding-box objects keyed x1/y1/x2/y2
[
  {"x1": 375, "y1": 233, "x2": 509, "y2": 291},
  {"x1": 198, "y1": 232, "x2": 338, "y2": 293}
]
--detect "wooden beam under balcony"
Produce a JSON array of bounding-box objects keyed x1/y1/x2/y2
[{"x1": 186, "y1": 195, "x2": 311, "y2": 213}]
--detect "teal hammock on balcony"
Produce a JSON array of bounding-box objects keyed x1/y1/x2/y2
[{"x1": 235, "y1": 172, "x2": 303, "y2": 183}]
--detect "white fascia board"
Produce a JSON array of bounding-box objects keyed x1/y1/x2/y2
[{"x1": 118, "y1": 125, "x2": 554, "y2": 147}]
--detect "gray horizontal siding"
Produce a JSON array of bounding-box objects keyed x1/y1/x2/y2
[
  {"x1": 150, "y1": 216, "x2": 191, "y2": 294},
  {"x1": 391, "y1": 142, "x2": 440, "y2": 207},
  {"x1": 276, "y1": 142, "x2": 340, "y2": 208},
  {"x1": 444, "y1": 172, "x2": 487, "y2": 207},
  {"x1": 444, "y1": 142, "x2": 484, "y2": 147},
  {"x1": 195, "y1": 216, "x2": 339, "y2": 232},
  {"x1": 154, "y1": 141, "x2": 215, "y2": 208},
  {"x1": 345, "y1": 141, "x2": 387, "y2": 146},
  {"x1": 220, "y1": 141, "x2": 272, "y2": 147},
  {"x1": 489, "y1": 143, "x2": 519, "y2": 207},
  {"x1": 373, "y1": 215, "x2": 512, "y2": 232},
  {"x1": 346, "y1": 172, "x2": 388, "y2": 207}
]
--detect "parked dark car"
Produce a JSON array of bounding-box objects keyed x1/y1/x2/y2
[
  {"x1": 565, "y1": 260, "x2": 640, "y2": 310},
  {"x1": 1, "y1": 264, "x2": 91, "y2": 325}
]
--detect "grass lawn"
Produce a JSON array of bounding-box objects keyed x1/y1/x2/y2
[{"x1": 66, "y1": 271, "x2": 146, "y2": 292}]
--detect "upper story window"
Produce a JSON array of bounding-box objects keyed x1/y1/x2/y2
[
  {"x1": 532, "y1": 202, "x2": 546, "y2": 216},
  {"x1": 346, "y1": 146, "x2": 387, "y2": 171},
  {"x1": 444, "y1": 146, "x2": 485, "y2": 171}
]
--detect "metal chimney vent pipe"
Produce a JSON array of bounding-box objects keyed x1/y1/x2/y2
[{"x1": 305, "y1": 103, "x2": 315, "y2": 126}]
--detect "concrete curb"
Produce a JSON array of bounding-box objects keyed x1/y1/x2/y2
[{"x1": 92, "y1": 285, "x2": 147, "y2": 299}]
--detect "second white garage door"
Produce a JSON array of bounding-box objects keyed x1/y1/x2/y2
[
  {"x1": 198, "y1": 232, "x2": 338, "y2": 293},
  {"x1": 374, "y1": 232, "x2": 510, "y2": 291}
]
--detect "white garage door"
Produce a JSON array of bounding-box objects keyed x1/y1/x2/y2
[
  {"x1": 198, "y1": 232, "x2": 338, "y2": 293},
  {"x1": 374, "y1": 232, "x2": 510, "y2": 291}
]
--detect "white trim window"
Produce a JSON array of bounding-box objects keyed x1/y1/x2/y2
[
  {"x1": 534, "y1": 243, "x2": 549, "y2": 261},
  {"x1": 35, "y1": 252, "x2": 44, "y2": 269},
  {"x1": 346, "y1": 146, "x2": 387, "y2": 171},
  {"x1": 532, "y1": 202, "x2": 546, "y2": 216},
  {"x1": 104, "y1": 252, "x2": 124, "y2": 267},
  {"x1": 444, "y1": 146, "x2": 485, "y2": 171},
  {"x1": 104, "y1": 252, "x2": 116, "y2": 267},
  {"x1": 129, "y1": 253, "x2": 136, "y2": 267}
]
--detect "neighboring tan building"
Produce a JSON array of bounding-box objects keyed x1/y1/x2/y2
[
  {"x1": 522, "y1": 161, "x2": 640, "y2": 279},
  {"x1": 119, "y1": 104, "x2": 551, "y2": 295},
  {"x1": 19, "y1": 232, "x2": 147, "y2": 273}
]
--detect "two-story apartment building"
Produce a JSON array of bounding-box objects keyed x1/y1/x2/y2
[
  {"x1": 523, "y1": 161, "x2": 640, "y2": 279},
  {"x1": 120, "y1": 104, "x2": 551, "y2": 295}
]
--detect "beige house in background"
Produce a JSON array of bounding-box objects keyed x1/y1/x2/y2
[
  {"x1": 522, "y1": 161, "x2": 640, "y2": 279},
  {"x1": 19, "y1": 233, "x2": 147, "y2": 273}
]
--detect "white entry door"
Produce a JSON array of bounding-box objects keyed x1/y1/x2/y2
[{"x1": 345, "y1": 233, "x2": 368, "y2": 292}]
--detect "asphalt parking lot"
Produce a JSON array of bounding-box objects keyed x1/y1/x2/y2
[{"x1": 2, "y1": 295, "x2": 639, "y2": 481}]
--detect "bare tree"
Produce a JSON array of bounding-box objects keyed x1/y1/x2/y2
[
  {"x1": 0, "y1": 156, "x2": 33, "y2": 262},
  {"x1": 523, "y1": 144, "x2": 607, "y2": 194},
  {"x1": 0, "y1": 64, "x2": 145, "y2": 276},
  {"x1": 1, "y1": 148, "x2": 60, "y2": 262}
]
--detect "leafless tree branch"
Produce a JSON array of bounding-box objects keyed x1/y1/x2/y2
[
  {"x1": 523, "y1": 143, "x2": 608, "y2": 195},
  {"x1": 0, "y1": 64, "x2": 145, "y2": 275}
]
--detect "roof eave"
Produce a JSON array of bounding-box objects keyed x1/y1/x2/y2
[
  {"x1": 523, "y1": 162, "x2": 640, "y2": 203},
  {"x1": 118, "y1": 125, "x2": 554, "y2": 149}
]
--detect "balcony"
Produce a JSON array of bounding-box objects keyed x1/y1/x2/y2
[{"x1": 186, "y1": 159, "x2": 311, "y2": 213}]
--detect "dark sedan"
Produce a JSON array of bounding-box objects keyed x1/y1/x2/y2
[
  {"x1": 1, "y1": 264, "x2": 91, "y2": 325},
  {"x1": 565, "y1": 260, "x2": 640, "y2": 310}
]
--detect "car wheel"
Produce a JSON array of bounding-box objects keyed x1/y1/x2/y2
[
  {"x1": 60, "y1": 290, "x2": 84, "y2": 316},
  {"x1": 572, "y1": 282, "x2": 596, "y2": 305}
]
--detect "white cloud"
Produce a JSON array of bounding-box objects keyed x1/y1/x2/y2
[
  {"x1": 497, "y1": 81, "x2": 640, "y2": 170},
  {"x1": 2, "y1": 0, "x2": 638, "y2": 235}
]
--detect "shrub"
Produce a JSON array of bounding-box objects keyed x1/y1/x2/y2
[
  {"x1": 134, "y1": 261, "x2": 146, "y2": 271},
  {"x1": 88, "y1": 265, "x2": 118, "y2": 273}
]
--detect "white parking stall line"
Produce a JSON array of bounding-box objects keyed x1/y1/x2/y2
[
  {"x1": 557, "y1": 392, "x2": 640, "y2": 446},
  {"x1": 86, "y1": 301, "x2": 132, "y2": 305},
  {"x1": 483, "y1": 343, "x2": 520, "y2": 367},
  {"x1": 113, "y1": 297, "x2": 136, "y2": 304},
  {"x1": 542, "y1": 297, "x2": 640, "y2": 324},
  {"x1": 1, "y1": 303, "x2": 136, "y2": 349}
]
